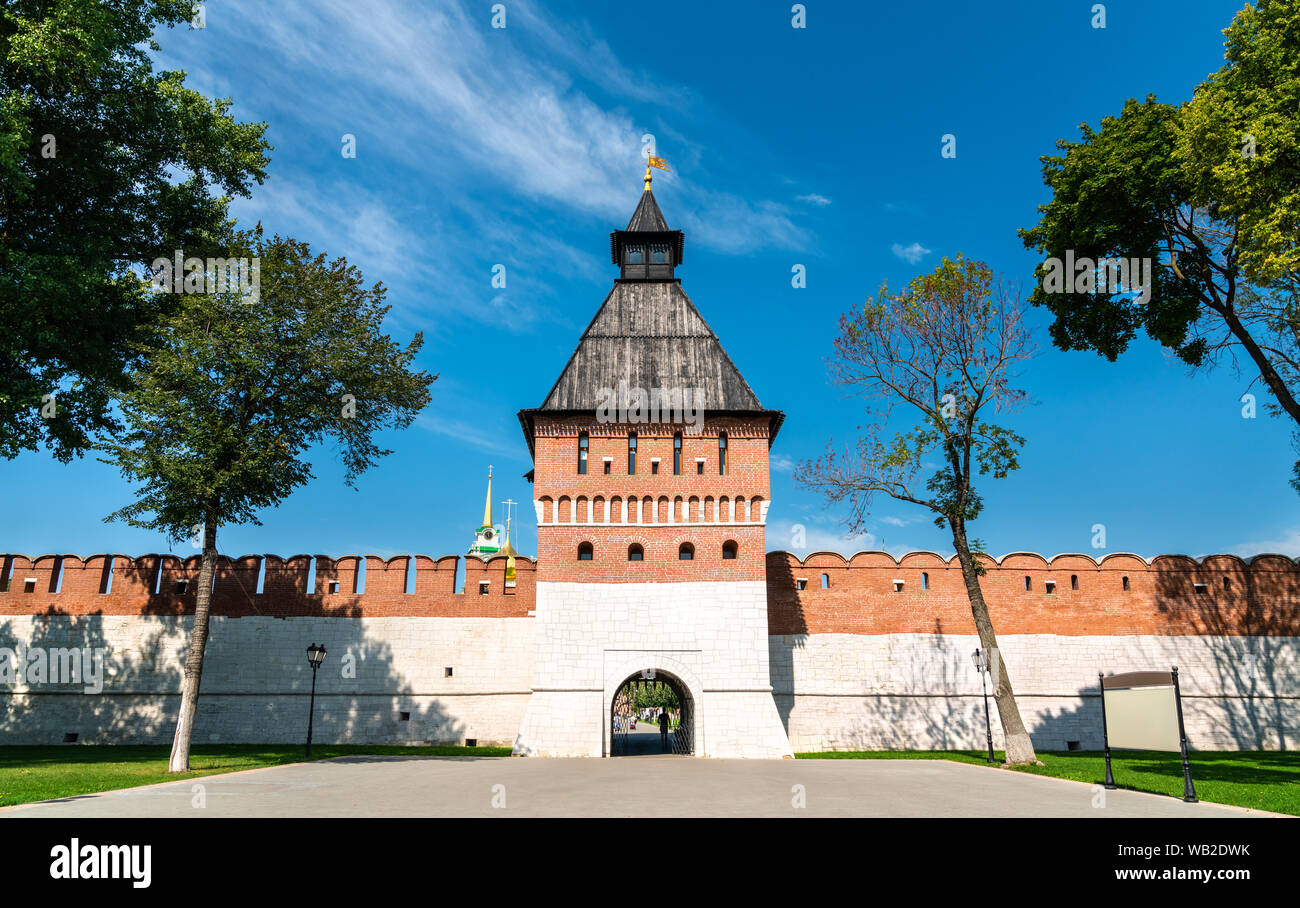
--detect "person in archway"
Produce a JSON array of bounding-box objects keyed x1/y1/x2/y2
[{"x1": 659, "y1": 706, "x2": 670, "y2": 753}]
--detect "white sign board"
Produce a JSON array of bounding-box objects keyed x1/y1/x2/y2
[{"x1": 1103, "y1": 684, "x2": 1181, "y2": 752}]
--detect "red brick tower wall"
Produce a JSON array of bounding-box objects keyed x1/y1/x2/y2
[{"x1": 531, "y1": 414, "x2": 772, "y2": 583}]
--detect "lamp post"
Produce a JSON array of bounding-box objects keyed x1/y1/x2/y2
[
  {"x1": 972, "y1": 648, "x2": 996, "y2": 764},
  {"x1": 305, "y1": 643, "x2": 327, "y2": 758}
]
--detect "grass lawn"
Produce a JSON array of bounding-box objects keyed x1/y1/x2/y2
[
  {"x1": 0, "y1": 744, "x2": 511, "y2": 809},
  {"x1": 796, "y1": 749, "x2": 1300, "y2": 815}
]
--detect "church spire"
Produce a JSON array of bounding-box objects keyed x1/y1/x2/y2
[{"x1": 468, "y1": 465, "x2": 501, "y2": 557}]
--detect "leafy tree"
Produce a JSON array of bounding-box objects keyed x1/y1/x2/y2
[
  {"x1": 796, "y1": 255, "x2": 1039, "y2": 765},
  {"x1": 1020, "y1": 2, "x2": 1300, "y2": 487},
  {"x1": 1, "y1": 0, "x2": 271, "y2": 460},
  {"x1": 99, "y1": 228, "x2": 435, "y2": 771}
]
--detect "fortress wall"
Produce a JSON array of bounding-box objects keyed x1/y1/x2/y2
[
  {"x1": 0, "y1": 613, "x2": 534, "y2": 746},
  {"x1": 2, "y1": 550, "x2": 1296, "y2": 751},
  {"x1": 766, "y1": 552, "x2": 1300, "y2": 752},
  {"x1": 0, "y1": 553, "x2": 536, "y2": 618}
]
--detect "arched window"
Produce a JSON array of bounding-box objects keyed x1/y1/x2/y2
[
  {"x1": 722, "y1": 541, "x2": 737, "y2": 560},
  {"x1": 1024, "y1": 576, "x2": 1031, "y2": 591},
  {"x1": 628, "y1": 432, "x2": 637, "y2": 475},
  {"x1": 624, "y1": 245, "x2": 644, "y2": 264},
  {"x1": 820, "y1": 573, "x2": 829, "y2": 589},
  {"x1": 922, "y1": 572, "x2": 929, "y2": 590},
  {"x1": 1070, "y1": 574, "x2": 1078, "y2": 591},
  {"x1": 577, "y1": 542, "x2": 593, "y2": 561},
  {"x1": 628, "y1": 544, "x2": 644, "y2": 561},
  {"x1": 673, "y1": 433, "x2": 682, "y2": 475},
  {"x1": 1122, "y1": 575, "x2": 1130, "y2": 591},
  {"x1": 578, "y1": 432, "x2": 588, "y2": 474},
  {"x1": 718, "y1": 433, "x2": 728, "y2": 475},
  {"x1": 678, "y1": 542, "x2": 694, "y2": 561}
]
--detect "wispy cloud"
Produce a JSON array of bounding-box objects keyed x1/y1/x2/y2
[
  {"x1": 216, "y1": 0, "x2": 805, "y2": 254},
  {"x1": 1225, "y1": 529, "x2": 1300, "y2": 558},
  {"x1": 767, "y1": 518, "x2": 922, "y2": 559},
  {"x1": 891, "y1": 241, "x2": 932, "y2": 264},
  {"x1": 796, "y1": 193, "x2": 832, "y2": 207},
  {"x1": 770, "y1": 454, "x2": 796, "y2": 473},
  {"x1": 417, "y1": 414, "x2": 527, "y2": 461}
]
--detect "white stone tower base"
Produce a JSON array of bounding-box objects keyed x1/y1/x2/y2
[{"x1": 512, "y1": 581, "x2": 793, "y2": 758}]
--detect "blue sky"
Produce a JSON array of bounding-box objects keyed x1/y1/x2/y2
[{"x1": 7, "y1": 0, "x2": 1297, "y2": 563}]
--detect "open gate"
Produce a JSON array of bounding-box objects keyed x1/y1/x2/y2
[{"x1": 610, "y1": 672, "x2": 694, "y2": 756}]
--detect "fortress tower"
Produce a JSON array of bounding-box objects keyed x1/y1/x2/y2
[{"x1": 512, "y1": 174, "x2": 794, "y2": 757}]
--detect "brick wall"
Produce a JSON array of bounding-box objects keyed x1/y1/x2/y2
[
  {"x1": 0, "y1": 553, "x2": 535, "y2": 618},
  {"x1": 532, "y1": 415, "x2": 772, "y2": 586},
  {"x1": 766, "y1": 550, "x2": 1300, "y2": 637}
]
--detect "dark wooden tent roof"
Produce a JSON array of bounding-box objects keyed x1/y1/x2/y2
[
  {"x1": 518, "y1": 189, "x2": 783, "y2": 464},
  {"x1": 539, "y1": 281, "x2": 763, "y2": 410},
  {"x1": 625, "y1": 189, "x2": 669, "y2": 231}
]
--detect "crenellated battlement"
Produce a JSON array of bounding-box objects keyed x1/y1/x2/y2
[
  {"x1": 766, "y1": 550, "x2": 1300, "y2": 637},
  {"x1": 0, "y1": 552, "x2": 536, "y2": 618},
  {"x1": 5, "y1": 548, "x2": 1299, "y2": 635}
]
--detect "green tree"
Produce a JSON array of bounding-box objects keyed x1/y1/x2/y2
[
  {"x1": 99, "y1": 228, "x2": 435, "y2": 771},
  {"x1": 1, "y1": 0, "x2": 271, "y2": 460},
  {"x1": 1020, "y1": 2, "x2": 1300, "y2": 486},
  {"x1": 796, "y1": 256, "x2": 1039, "y2": 765}
]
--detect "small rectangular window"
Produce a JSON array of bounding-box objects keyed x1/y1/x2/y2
[
  {"x1": 445, "y1": 667, "x2": 454, "y2": 677},
  {"x1": 603, "y1": 460, "x2": 611, "y2": 474},
  {"x1": 1193, "y1": 582, "x2": 1208, "y2": 594},
  {"x1": 628, "y1": 433, "x2": 637, "y2": 475},
  {"x1": 400, "y1": 711, "x2": 411, "y2": 721},
  {"x1": 328, "y1": 580, "x2": 340, "y2": 594},
  {"x1": 795, "y1": 578, "x2": 807, "y2": 591},
  {"x1": 478, "y1": 581, "x2": 490, "y2": 595},
  {"x1": 696, "y1": 461, "x2": 704, "y2": 475}
]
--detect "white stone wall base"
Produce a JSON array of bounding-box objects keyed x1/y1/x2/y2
[{"x1": 510, "y1": 688, "x2": 794, "y2": 758}]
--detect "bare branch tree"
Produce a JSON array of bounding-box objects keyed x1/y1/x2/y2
[{"x1": 796, "y1": 255, "x2": 1040, "y2": 765}]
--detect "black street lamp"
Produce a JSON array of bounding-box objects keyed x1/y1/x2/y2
[
  {"x1": 971, "y1": 648, "x2": 996, "y2": 764},
  {"x1": 305, "y1": 642, "x2": 327, "y2": 758}
]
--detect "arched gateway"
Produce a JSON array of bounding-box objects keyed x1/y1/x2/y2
[
  {"x1": 511, "y1": 172, "x2": 793, "y2": 758},
  {"x1": 610, "y1": 670, "x2": 694, "y2": 756}
]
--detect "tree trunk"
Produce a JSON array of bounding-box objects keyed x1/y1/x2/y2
[
  {"x1": 949, "y1": 517, "x2": 1039, "y2": 765},
  {"x1": 168, "y1": 517, "x2": 218, "y2": 772},
  {"x1": 1216, "y1": 302, "x2": 1300, "y2": 428}
]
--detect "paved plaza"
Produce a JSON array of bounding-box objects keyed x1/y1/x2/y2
[{"x1": 2, "y1": 756, "x2": 1269, "y2": 818}]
